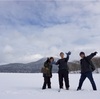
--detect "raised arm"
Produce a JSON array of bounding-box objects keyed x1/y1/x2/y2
[
  {"x1": 65, "y1": 51, "x2": 71, "y2": 62},
  {"x1": 87, "y1": 52, "x2": 97, "y2": 60}
]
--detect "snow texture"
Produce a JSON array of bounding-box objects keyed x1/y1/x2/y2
[{"x1": 0, "y1": 73, "x2": 100, "y2": 99}]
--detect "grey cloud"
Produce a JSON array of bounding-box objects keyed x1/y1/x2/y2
[{"x1": 0, "y1": 0, "x2": 100, "y2": 64}]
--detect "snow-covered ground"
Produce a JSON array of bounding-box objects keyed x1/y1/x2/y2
[{"x1": 0, "y1": 73, "x2": 100, "y2": 99}]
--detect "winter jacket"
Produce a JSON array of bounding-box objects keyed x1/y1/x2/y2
[
  {"x1": 56, "y1": 55, "x2": 69, "y2": 71},
  {"x1": 43, "y1": 61, "x2": 52, "y2": 78},
  {"x1": 80, "y1": 52, "x2": 97, "y2": 73}
]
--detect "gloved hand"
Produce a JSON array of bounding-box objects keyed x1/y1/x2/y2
[
  {"x1": 51, "y1": 61, "x2": 56, "y2": 65},
  {"x1": 95, "y1": 52, "x2": 98, "y2": 54},
  {"x1": 50, "y1": 74, "x2": 52, "y2": 78},
  {"x1": 66, "y1": 51, "x2": 71, "y2": 56}
]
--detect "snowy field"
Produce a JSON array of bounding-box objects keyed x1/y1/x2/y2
[{"x1": 0, "y1": 73, "x2": 100, "y2": 99}]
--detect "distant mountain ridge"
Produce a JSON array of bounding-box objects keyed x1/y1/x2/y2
[{"x1": 0, "y1": 57, "x2": 100, "y2": 73}]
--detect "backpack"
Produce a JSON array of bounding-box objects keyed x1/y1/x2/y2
[
  {"x1": 85, "y1": 58, "x2": 95, "y2": 72},
  {"x1": 41, "y1": 67, "x2": 50, "y2": 74}
]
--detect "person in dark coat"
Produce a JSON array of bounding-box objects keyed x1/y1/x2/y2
[
  {"x1": 42, "y1": 57, "x2": 54, "y2": 90},
  {"x1": 77, "y1": 52, "x2": 97, "y2": 91},
  {"x1": 56, "y1": 51, "x2": 71, "y2": 90}
]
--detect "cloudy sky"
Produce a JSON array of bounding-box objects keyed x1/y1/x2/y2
[{"x1": 0, "y1": 0, "x2": 100, "y2": 64}]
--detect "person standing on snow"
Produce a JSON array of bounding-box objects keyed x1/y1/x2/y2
[
  {"x1": 42, "y1": 57, "x2": 54, "y2": 90},
  {"x1": 56, "y1": 51, "x2": 71, "y2": 90},
  {"x1": 77, "y1": 52, "x2": 97, "y2": 91}
]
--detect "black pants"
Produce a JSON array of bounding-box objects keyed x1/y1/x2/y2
[
  {"x1": 42, "y1": 76, "x2": 51, "y2": 89},
  {"x1": 77, "y1": 72, "x2": 97, "y2": 90},
  {"x1": 58, "y1": 70, "x2": 69, "y2": 89}
]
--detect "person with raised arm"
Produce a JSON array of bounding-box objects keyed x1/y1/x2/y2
[
  {"x1": 56, "y1": 51, "x2": 71, "y2": 91},
  {"x1": 77, "y1": 52, "x2": 97, "y2": 91}
]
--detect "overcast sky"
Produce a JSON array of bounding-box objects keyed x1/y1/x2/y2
[{"x1": 0, "y1": 0, "x2": 100, "y2": 64}]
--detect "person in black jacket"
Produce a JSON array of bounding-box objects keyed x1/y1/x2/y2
[
  {"x1": 77, "y1": 52, "x2": 97, "y2": 91},
  {"x1": 56, "y1": 51, "x2": 71, "y2": 90},
  {"x1": 42, "y1": 57, "x2": 54, "y2": 90}
]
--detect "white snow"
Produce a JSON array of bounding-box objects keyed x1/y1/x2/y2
[{"x1": 0, "y1": 73, "x2": 100, "y2": 99}]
